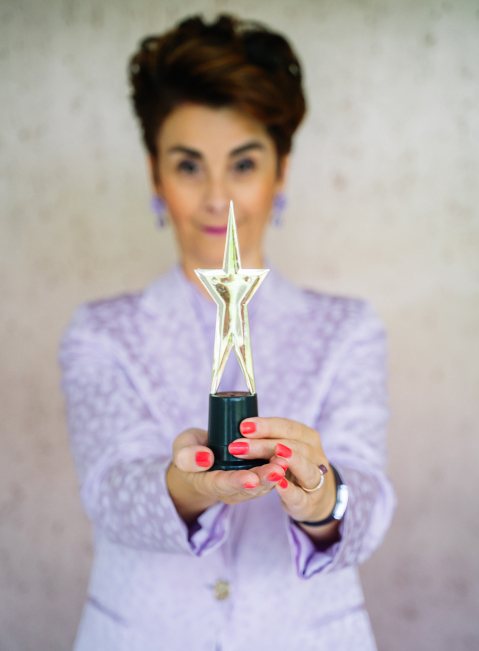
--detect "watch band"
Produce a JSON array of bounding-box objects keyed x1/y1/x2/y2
[{"x1": 296, "y1": 465, "x2": 348, "y2": 527}]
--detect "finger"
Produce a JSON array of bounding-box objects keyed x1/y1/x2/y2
[
  {"x1": 281, "y1": 448, "x2": 327, "y2": 492},
  {"x1": 270, "y1": 454, "x2": 289, "y2": 473},
  {"x1": 228, "y1": 438, "x2": 313, "y2": 466},
  {"x1": 172, "y1": 428, "x2": 208, "y2": 454},
  {"x1": 253, "y1": 460, "x2": 287, "y2": 487},
  {"x1": 194, "y1": 468, "x2": 261, "y2": 496},
  {"x1": 229, "y1": 436, "x2": 326, "y2": 492},
  {"x1": 174, "y1": 444, "x2": 214, "y2": 473},
  {"x1": 276, "y1": 473, "x2": 337, "y2": 523},
  {"x1": 275, "y1": 477, "x2": 310, "y2": 517},
  {"x1": 240, "y1": 417, "x2": 321, "y2": 448}
]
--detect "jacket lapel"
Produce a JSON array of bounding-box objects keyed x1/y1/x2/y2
[
  {"x1": 137, "y1": 267, "x2": 212, "y2": 437},
  {"x1": 252, "y1": 270, "x2": 329, "y2": 428}
]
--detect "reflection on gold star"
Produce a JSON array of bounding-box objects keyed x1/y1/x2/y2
[{"x1": 195, "y1": 201, "x2": 269, "y2": 395}]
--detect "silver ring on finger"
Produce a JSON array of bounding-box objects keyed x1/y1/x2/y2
[{"x1": 300, "y1": 464, "x2": 328, "y2": 493}]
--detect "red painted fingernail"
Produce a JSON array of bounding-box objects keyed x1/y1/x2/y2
[
  {"x1": 195, "y1": 451, "x2": 211, "y2": 467},
  {"x1": 278, "y1": 478, "x2": 288, "y2": 489},
  {"x1": 243, "y1": 482, "x2": 258, "y2": 489},
  {"x1": 277, "y1": 460, "x2": 288, "y2": 471},
  {"x1": 276, "y1": 444, "x2": 292, "y2": 458},
  {"x1": 240, "y1": 421, "x2": 256, "y2": 434},
  {"x1": 229, "y1": 441, "x2": 249, "y2": 455},
  {"x1": 267, "y1": 472, "x2": 284, "y2": 482}
]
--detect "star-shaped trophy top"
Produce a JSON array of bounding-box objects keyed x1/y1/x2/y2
[{"x1": 195, "y1": 201, "x2": 269, "y2": 395}]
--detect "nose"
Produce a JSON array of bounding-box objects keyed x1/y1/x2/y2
[{"x1": 204, "y1": 173, "x2": 229, "y2": 219}]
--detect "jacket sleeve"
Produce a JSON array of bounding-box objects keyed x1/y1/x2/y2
[
  {"x1": 59, "y1": 306, "x2": 231, "y2": 556},
  {"x1": 288, "y1": 303, "x2": 396, "y2": 578}
]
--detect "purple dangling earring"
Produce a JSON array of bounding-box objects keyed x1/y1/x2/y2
[
  {"x1": 150, "y1": 194, "x2": 167, "y2": 228},
  {"x1": 272, "y1": 192, "x2": 287, "y2": 227}
]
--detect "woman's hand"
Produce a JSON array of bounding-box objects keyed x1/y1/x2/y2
[
  {"x1": 229, "y1": 417, "x2": 340, "y2": 543},
  {"x1": 166, "y1": 427, "x2": 289, "y2": 524}
]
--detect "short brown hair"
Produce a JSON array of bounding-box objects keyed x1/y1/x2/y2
[{"x1": 128, "y1": 14, "x2": 306, "y2": 160}]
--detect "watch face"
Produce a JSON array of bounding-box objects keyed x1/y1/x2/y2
[{"x1": 333, "y1": 484, "x2": 349, "y2": 521}]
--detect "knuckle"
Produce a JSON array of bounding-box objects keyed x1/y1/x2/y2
[
  {"x1": 212, "y1": 473, "x2": 227, "y2": 496},
  {"x1": 260, "y1": 441, "x2": 274, "y2": 457},
  {"x1": 191, "y1": 472, "x2": 205, "y2": 495},
  {"x1": 285, "y1": 420, "x2": 296, "y2": 437},
  {"x1": 305, "y1": 465, "x2": 320, "y2": 488},
  {"x1": 311, "y1": 430, "x2": 322, "y2": 448},
  {"x1": 174, "y1": 449, "x2": 188, "y2": 471},
  {"x1": 288, "y1": 440, "x2": 301, "y2": 455},
  {"x1": 261, "y1": 418, "x2": 273, "y2": 436},
  {"x1": 289, "y1": 488, "x2": 305, "y2": 508},
  {"x1": 276, "y1": 419, "x2": 291, "y2": 438}
]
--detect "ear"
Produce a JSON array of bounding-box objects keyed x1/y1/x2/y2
[{"x1": 147, "y1": 154, "x2": 162, "y2": 195}]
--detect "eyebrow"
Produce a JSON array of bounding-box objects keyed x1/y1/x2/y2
[
  {"x1": 230, "y1": 141, "x2": 265, "y2": 156},
  {"x1": 166, "y1": 141, "x2": 265, "y2": 158}
]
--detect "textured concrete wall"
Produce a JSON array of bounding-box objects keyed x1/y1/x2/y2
[{"x1": 1, "y1": 1, "x2": 478, "y2": 649}]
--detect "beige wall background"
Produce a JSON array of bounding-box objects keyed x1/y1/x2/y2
[{"x1": 1, "y1": 0, "x2": 478, "y2": 649}]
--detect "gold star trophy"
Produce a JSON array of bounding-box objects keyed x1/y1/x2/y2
[{"x1": 195, "y1": 201, "x2": 269, "y2": 471}]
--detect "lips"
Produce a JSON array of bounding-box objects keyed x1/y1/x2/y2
[{"x1": 202, "y1": 225, "x2": 228, "y2": 236}]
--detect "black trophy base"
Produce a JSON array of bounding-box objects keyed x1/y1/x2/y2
[{"x1": 207, "y1": 391, "x2": 267, "y2": 471}]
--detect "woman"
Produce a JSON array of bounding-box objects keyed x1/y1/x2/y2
[{"x1": 60, "y1": 15, "x2": 396, "y2": 651}]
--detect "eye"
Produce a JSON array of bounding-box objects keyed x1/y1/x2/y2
[
  {"x1": 178, "y1": 159, "x2": 198, "y2": 174},
  {"x1": 234, "y1": 158, "x2": 255, "y2": 173}
]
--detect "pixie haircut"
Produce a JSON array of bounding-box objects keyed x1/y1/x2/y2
[{"x1": 129, "y1": 14, "x2": 306, "y2": 161}]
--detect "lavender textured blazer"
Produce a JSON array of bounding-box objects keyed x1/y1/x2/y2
[{"x1": 60, "y1": 266, "x2": 396, "y2": 651}]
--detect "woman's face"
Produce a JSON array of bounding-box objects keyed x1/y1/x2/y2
[{"x1": 151, "y1": 103, "x2": 287, "y2": 272}]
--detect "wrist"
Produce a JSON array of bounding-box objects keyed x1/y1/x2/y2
[
  {"x1": 166, "y1": 462, "x2": 217, "y2": 524},
  {"x1": 298, "y1": 517, "x2": 341, "y2": 545},
  {"x1": 295, "y1": 465, "x2": 348, "y2": 527}
]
